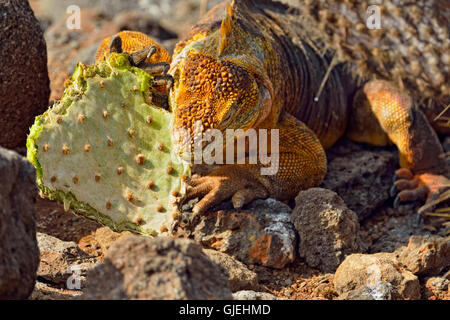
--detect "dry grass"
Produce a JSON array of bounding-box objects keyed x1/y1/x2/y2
[
  {"x1": 434, "y1": 104, "x2": 450, "y2": 127},
  {"x1": 421, "y1": 189, "x2": 450, "y2": 221}
]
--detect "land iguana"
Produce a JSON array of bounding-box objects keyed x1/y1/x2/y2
[{"x1": 95, "y1": 0, "x2": 449, "y2": 216}]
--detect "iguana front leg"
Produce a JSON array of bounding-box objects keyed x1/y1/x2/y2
[
  {"x1": 185, "y1": 112, "x2": 327, "y2": 214},
  {"x1": 185, "y1": 165, "x2": 269, "y2": 214},
  {"x1": 349, "y1": 80, "x2": 449, "y2": 214}
]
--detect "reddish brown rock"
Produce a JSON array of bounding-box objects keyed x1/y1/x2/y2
[
  {"x1": 172, "y1": 199, "x2": 297, "y2": 269},
  {"x1": 0, "y1": 0, "x2": 50, "y2": 149}
]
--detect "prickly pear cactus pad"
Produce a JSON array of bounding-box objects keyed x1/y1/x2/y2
[{"x1": 27, "y1": 53, "x2": 190, "y2": 236}]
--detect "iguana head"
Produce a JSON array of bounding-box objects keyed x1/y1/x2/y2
[
  {"x1": 169, "y1": 52, "x2": 271, "y2": 133},
  {"x1": 169, "y1": 1, "x2": 273, "y2": 150}
]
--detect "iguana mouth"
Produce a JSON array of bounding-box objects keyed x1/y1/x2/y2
[
  {"x1": 170, "y1": 87, "x2": 273, "y2": 166},
  {"x1": 96, "y1": 31, "x2": 173, "y2": 110}
]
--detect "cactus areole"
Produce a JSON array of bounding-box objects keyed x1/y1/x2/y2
[{"x1": 27, "y1": 53, "x2": 191, "y2": 236}]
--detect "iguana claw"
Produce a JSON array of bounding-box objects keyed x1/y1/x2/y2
[
  {"x1": 153, "y1": 75, "x2": 174, "y2": 88},
  {"x1": 129, "y1": 44, "x2": 157, "y2": 66},
  {"x1": 184, "y1": 166, "x2": 268, "y2": 215},
  {"x1": 142, "y1": 62, "x2": 170, "y2": 76},
  {"x1": 391, "y1": 168, "x2": 450, "y2": 216}
]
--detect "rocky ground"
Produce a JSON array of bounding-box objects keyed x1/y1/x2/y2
[
  {"x1": 0, "y1": 0, "x2": 448, "y2": 300},
  {"x1": 27, "y1": 144, "x2": 449, "y2": 300}
]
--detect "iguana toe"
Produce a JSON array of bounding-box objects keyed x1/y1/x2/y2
[
  {"x1": 185, "y1": 166, "x2": 269, "y2": 214},
  {"x1": 392, "y1": 168, "x2": 450, "y2": 214},
  {"x1": 129, "y1": 44, "x2": 157, "y2": 66},
  {"x1": 231, "y1": 188, "x2": 268, "y2": 209},
  {"x1": 186, "y1": 175, "x2": 236, "y2": 214}
]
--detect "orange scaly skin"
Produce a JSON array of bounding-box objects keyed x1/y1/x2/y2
[
  {"x1": 96, "y1": 1, "x2": 449, "y2": 215},
  {"x1": 95, "y1": 30, "x2": 171, "y2": 65}
]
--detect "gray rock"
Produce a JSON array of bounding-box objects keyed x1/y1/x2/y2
[
  {"x1": 172, "y1": 198, "x2": 297, "y2": 269},
  {"x1": 322, "y1": 139, "x2": 396, "y2": 220},
  {"x1": 369, "y1": 212, "x2": 431, "y2": 253},
  {"x1": 0, "y1": 147, "x2": 39, "y2": 299},
  {"x1": 82, "y1": 236, "x2": 232, "y2": 300},
  {"x1": 334, "y1": 253, "x2": 420, "y2": 300},
  {"x1": 232, "y1": 290, "x2": 280, "y2": 300},
  {"x1": 337, "y1": 282, "x2": 394, "y2": 300},
  {"x1": 0, "y1": 0, "x2": 50, "y2": 149},
  {"x1": 291, "y1": 188, "x2": 364, "y2": 273},
  {"x1": 203, "y1": 249, "x2": 259, "y2": 292},
  {"x1": 37, "y1": 233, "x2": 99, "y2": 286}
]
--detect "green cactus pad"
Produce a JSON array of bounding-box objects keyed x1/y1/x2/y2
[{"x1": 27, "y1": 53, "x2": 190, "y2": 236}]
